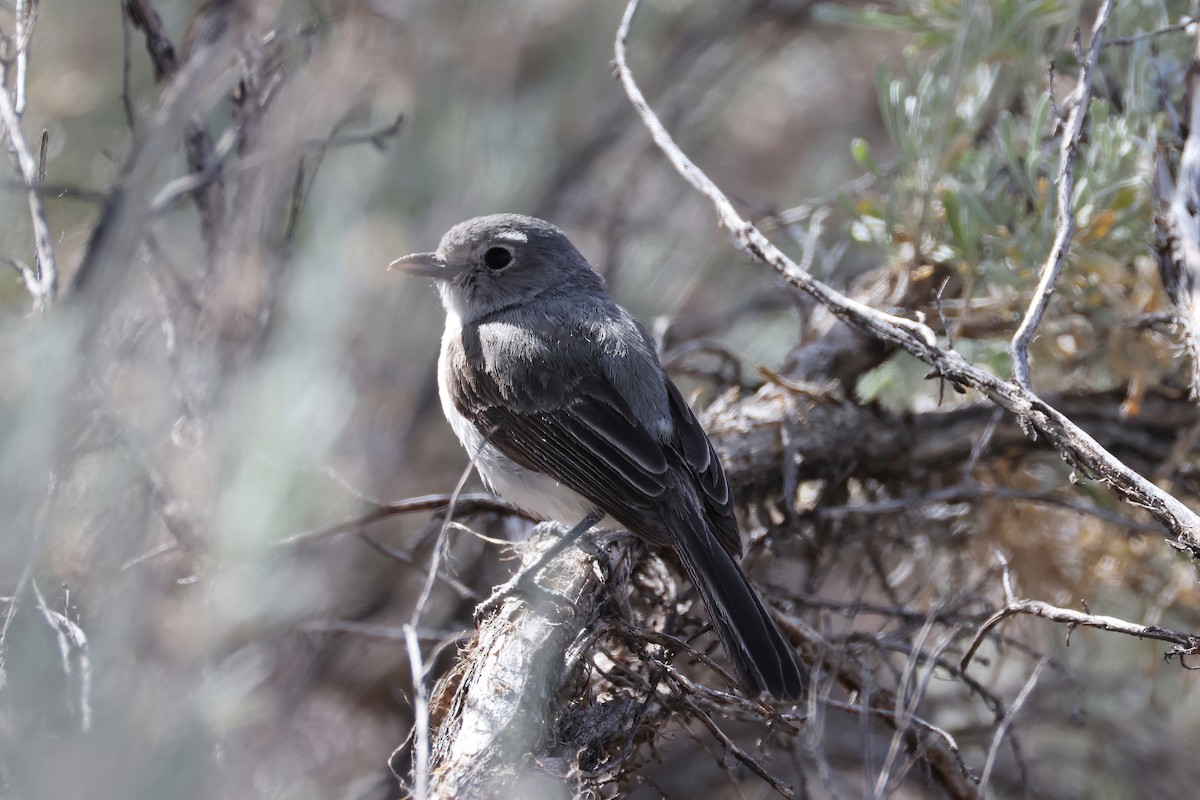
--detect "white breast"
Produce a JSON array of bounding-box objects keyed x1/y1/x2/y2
[{"x1": 437, "y1": 317, "x2": 596, "y2": 525}]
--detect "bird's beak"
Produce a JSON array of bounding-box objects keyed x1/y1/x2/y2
[{"x1": 388, "y1": 252, "x2": 457, "y2": 280}]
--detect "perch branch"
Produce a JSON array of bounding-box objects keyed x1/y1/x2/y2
[{"x1": 420, "y1": 523, "x2": 607, "y2": 797}]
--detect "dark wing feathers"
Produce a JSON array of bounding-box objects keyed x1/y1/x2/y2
[
  {"x1": 447, "y1": 327, "x2": 737, "y2": 554},
  {"x1": 461, "y1": 373, "x2": 677, "y2": 545},
  {"x1": 663, "y1": 380, "x2": 739, "y2": 555},
  {"x1": 572, "y1": 399, "x2": 669, "y2": 475}
]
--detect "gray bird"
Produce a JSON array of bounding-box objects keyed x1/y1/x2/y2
[{"x1": 391, "y1": 213, "x2": 806, "y2": 699}]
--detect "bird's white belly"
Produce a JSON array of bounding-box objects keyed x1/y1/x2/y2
[{"x1": 438, "y1": 368, "x2": 596, "y2": 525}]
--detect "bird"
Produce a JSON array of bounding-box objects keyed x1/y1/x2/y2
[{"x1": 391, "y1": 213, "x2": 806, "y2": 699}]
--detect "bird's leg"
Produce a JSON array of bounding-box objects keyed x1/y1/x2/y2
[{"x1": 474, "y1": 508, "x2": 605, "y2": 623}]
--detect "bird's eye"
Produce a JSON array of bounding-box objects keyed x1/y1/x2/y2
[{"x1": 482, "y1": 246, "x2": 513, "y2": 270}]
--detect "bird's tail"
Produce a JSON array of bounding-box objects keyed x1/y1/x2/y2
[{"x1": 666, "y1": 503, "x2": 807, "y2": 699}]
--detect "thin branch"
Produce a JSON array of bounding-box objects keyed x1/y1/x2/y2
[
  {"x1": 873, "y1": 618, "x2": 941, "y2": 799},
  {"x1": 358, "y1": 528, "x2": 479, "y2": 601},
  {"x1": 0, "y1": 179, "x2": 108, "y2": 203},
  {"x1": 1103, "y1": 18, "x2": 1196, "y2": 48},
  {"x1": 13, "y1": 0, "x2": 35, "y2": 116},
  {"x1": 612, "y1": 0, "x2": 1200, "y2": 553},
  {"x1": 814, "y1": 482, "x2": 1163, "y2": 536},
  {"x1": 2, "y1": 255, "x2": 39, "y2": 296},
  {"x1": 1153, "y1": 25, "x2": 1200, "y2": 398},
  {"x1": 146, "y1": 112, "x2": 404, "y2": 216},
  {"x1": 960, "y1": 599, "x2": 1200, "y2": 674},
  {"x1": 31, "y1": 580, "x2": 93, "y2": 732},
  {"x1": 979, "y1": 657, "x2": 1049, "y2": 793},
  {"x1": 775, "y1": 612, "x2": 981, "y2": 800},
  {"x1": 0, "y1": 22, "x2": 58, "y2": 310},
  {"x1": 411, "y1": 461, "x2": 475, "y2": 629},
  {"x1": 405, "y1": 624, "x2": 431, "y2": 800},
  {"x1": 1010, "y1": 1, "x2": 1114, "y2": 390},
  {"x1": 123, "y1": 0, "x2": 179, "y2": 80},
  {"x1": 120, "y1": 1, "x2": 137, "y2": 129},
  {"x1": 676, "y1": 688, "x2": 794, "y2": 798},
  {"x1": 278, "y1": 491, "x2": 526, "y2": 546}
]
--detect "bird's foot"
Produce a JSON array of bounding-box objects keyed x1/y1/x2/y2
[
  {"x1": 473, "y1": 510, "x2": 607, "y2": 625},
  {"x1": 473, "y1": 567, "x2": 572, "y2": 625}
]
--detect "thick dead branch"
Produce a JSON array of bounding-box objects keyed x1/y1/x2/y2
[
  {"x1": 416, "y1": 523, "x2": 607, "y2": 798},
  {"x1": 706, "y1": 386, "x2": 1197, "y2": 514}
]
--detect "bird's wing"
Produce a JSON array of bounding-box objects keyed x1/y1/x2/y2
[
  {"x1": 447, "y1": 322, "x2": 807, "y2": 698},
  {"x1": 444, "y1": 325, "x2": 741, "y2": 556},
  {"x1": 661, "y1": 378, "x2": 740, "y2": 555}
]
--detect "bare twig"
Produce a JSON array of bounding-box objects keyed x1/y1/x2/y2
[
  {"x1": 123, "y1": 0, "x2": 179, "y2": 80},
  {"x1": 676, "y1": 689, "x2": 794, "y2": 798},
  {"x1": 0, "y1": 9, "x2": 58, "y2": 311},
  {"x1": 960, "y1": 599, "x2": 1200, "y2": 674},
  {"x1": 278, "y1": 491, "x2": 526, "y2": 546},
  {"x1": 0, "y1": 179, "x2": 108, "y2": 203},
  {"x1": 814, "y1": 482, "x2": 1162, "y2": 536},
  {"x1": 1010, "y1": 2, "x2": 1114, "y2": 390},
  {"x1": 13, "y1": 0, "x2": 36, "y2": 116},
  {"x1": 873, "y1": 618, "x2": 940, "y2": 799},
  {"x1": 1103, "y1": 18, "x2": 1196, "y2": 48},
  {"x1": 147, "y1": 112, "x2": 405, "y2": 215},
  {"x1": 120, "y1": 1, "x2": 137, "y2": 129},
  {"x1": 775, "y1": 612, "x2": 981, "y2": 800},
  {"x1": 30, "y1": 581, "x2": 93, "y2": 732},
  {"x1": 819, "y1": 698, "x2": 967, "y2": 778},
  {"x1": 1, "y1": 255, "x2": 39, "y2": 296},
  {"x1": 612, "y1": 0, "x2": 1200, "y2": 553},
  {"x1": 1153, "y1": 25, "x2": 1200, "y2": 398},
  {"x1": 411, "y1": 461, "x2": 474, "y2": 629},
  {"x1": 979, "y1": 657, "x2": 1049, "y2": 793},
  {"x1": 405, "y1": 624, "x2": 431, "y2": 800},
  {"x1": 358, "y1": 528, "x2": 479, "y2": 601}
]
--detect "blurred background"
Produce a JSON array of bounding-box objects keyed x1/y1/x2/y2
[{"x1": 2, "y1": 0, "x2": 1199, "y2": 798}]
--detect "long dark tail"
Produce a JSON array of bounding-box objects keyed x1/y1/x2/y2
[{"x1": 666, "y1": 503, "x2": 807, "y2": 699}]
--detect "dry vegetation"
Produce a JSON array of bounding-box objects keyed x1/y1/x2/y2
[{"x1": 2, "y1": 1, "x2": 1200, "y2": 798}]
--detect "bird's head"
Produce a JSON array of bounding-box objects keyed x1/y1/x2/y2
[{"x1": 390, "y1": 214, "x2": 605, "y2": 324}]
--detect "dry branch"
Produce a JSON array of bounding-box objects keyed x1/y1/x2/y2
[
  {"x1": 0, "y1": 6, "x2": 58, "y2": 310},
  {"x1": 778, "y1": 615, "x2": 981, "y2": 800},
  {"x1": 613, "y1": 0, "x2": 1200, "y2": 554},
  {"x1": 416, "y1": 523, "x2": 607, "y2": 798},
  {"x1": 1153, "y1": 24, "x2": 1200, "y2": 398},
  {"x1": 1009, "y1": 0, "x2": 1114, "y2": 390},
  {"x1": 960, "y1": 599, "x2": 1200, "y2": 674}
]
